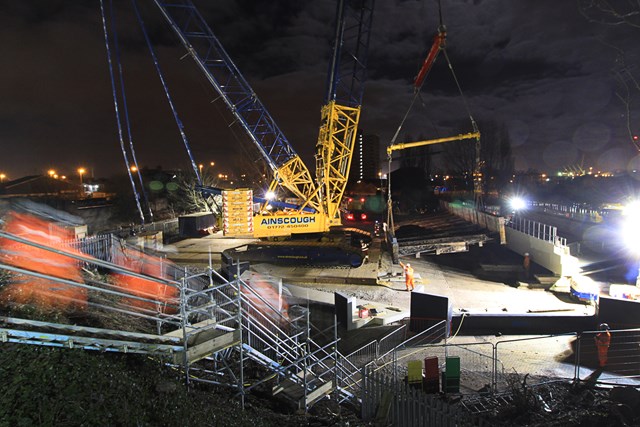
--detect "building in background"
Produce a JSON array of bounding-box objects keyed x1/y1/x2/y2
[{"x1": 349, "y1": 131, "x2": 381, "y2": 184}]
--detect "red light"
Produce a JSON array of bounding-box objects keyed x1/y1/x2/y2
[
  {"x1": 346, "y1": 213, "x2": 354, "y2": 220},
  {"x1": 347, "y1": 197, "x2": 353, "y2": 202},
  {"x1": 360, "y1": 213, "x2": 368, "y2": 220},
  {"x1": 360, "y1": 198, "x2": 365, "y2": 203},
  {"x1": 634, "y1": 135, "x2": 639, "y2": 141}
]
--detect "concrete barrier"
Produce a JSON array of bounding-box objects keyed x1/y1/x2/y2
[
  {"x1": 441, "y1": 201, "x2": 506, "y2": 244},
  {"x1": 442, "y1": 201, "x2": 580, "y2": 278}
]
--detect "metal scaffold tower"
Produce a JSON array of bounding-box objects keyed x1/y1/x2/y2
[{"x1": 0, "y1": 226, "x2": 359, "y2": 411}]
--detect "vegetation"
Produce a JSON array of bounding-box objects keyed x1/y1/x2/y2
[{"x1": 0, "y1": 345, "x2": 321, "y2": 427}]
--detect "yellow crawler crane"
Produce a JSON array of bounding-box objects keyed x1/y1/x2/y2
[{"x1": 155, "y1": 0, "x2": 374, "y2": 265}]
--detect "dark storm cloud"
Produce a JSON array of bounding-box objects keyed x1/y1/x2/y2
[{"x1": 0, "y1": 0, "x2": 638, "y2": 180}]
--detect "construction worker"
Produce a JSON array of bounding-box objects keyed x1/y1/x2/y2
[
  {"x1": 360, "y1": 240, "x2": 369, "y2": 264},
  {"x1": 399, "y1": 261, "x2": 415, "y2": 291},
  {"x1": 523, "y1": 252, "x2": 531, "y2": 279},
  {"x1": 594, "y1": 323, "x2": 611, "y2": 368}
]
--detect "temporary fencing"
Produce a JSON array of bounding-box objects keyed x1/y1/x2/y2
[
  {"x1": 3, "y1": 217, "x2": 639, "y2": 418},
  {"x1": 494, "y1": 334, "x2": 578, "y2": 392},
  {"x1": 361, "y1": 365, "x2": 482, "y2": 426},
  {"x1": 575, "y1": 328, "x2": 640, "y2": 387},
  {"x1": 377, "y1": 323, "x2": 407, "y2": 358},
  {"x1": 64, "y1": 233, "x2": 115, "y2": 264}
]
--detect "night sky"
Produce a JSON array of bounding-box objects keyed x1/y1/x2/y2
[{"x1": 1, "y1": 0, "x2": 639, "y2": 181}]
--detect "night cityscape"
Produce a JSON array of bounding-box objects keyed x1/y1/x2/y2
[{"x1": 1, "y1": 1, "x2": 639, "y2": 426}]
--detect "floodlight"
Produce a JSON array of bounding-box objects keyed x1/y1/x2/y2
[{"x1": 509, "y1": 196, "x2": 527, "y2": 212}]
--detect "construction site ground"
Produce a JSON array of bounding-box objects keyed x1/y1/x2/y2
[
  {"x1": 167, "y1": 218, "x2": 595, "y2": 322},
  {"x1": 166, "y1": 213, "x2": 599, "y2": 378},
  {"x1": 3, "y1": 212, "x2": 635, "y2": 426},
  {"x1": 164, "y1": 214, "x2": 640, "y2": 425}
]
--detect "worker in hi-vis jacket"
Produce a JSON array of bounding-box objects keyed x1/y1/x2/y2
[{"x1": 399, "y1": 262, "x2": 415, "y2": 291}]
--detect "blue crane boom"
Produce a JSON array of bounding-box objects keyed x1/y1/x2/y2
[
  {"x1": 153, "y1": 0, "x2": 321, "y2": 213},
  {"x1": 153, "y1": 0, "x2": 374, "y2": 238}
]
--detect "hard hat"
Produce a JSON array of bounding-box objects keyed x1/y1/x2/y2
[
  {"x1": 406, "y1": 263, "x2": 410, "y2": 267},
  {"x1": 599, "y1": 323, "x2": 610, "y2": 330}
]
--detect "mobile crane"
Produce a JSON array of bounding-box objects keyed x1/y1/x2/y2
[
  {"x1": 385, "y1": 13, "x2": 482, "y2": 237},
  {"x1": 153, "y1": 0, "x2": 374, "y2": 266}
]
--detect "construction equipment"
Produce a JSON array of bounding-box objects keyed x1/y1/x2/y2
[
  {"x1": 386, "y1": 133, "x2": 480, "y2": 157},
  {"x1": 152, "y1": 0, "x2": 374, "y2": 265},
  {"x1": 385, "y1": 5, "x2": 482, "y2": 236},
  {"x1": 154, "y1": 0, "x2": 372, "y2": 236}
]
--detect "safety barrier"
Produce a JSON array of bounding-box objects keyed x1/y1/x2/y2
[
  {"x1": 530, "y1": 202, "x2": 604, "y2": 224},
  {"x1": 143, "y1": 218, "x2": 179, "y2": 236},
  {"x1": 360, "y1": 327, "x2": 640, "y2": 425},
  {"x1": 506, "y1": 215, "x2": 565, "y2": 246},
  {"x1": 329, "y1": 321, "x2": 448, "y2": 403},
  {"x1": 494, "y1": 334, "x2": 578, "y2": 392},
  {"x1": 575, "y1": 328, "x2": 640, "y2": 387},
  {"x1": 344, "y1": 340, "x2": 378, "y2": 370},
  {"x1": 378, "y1": 324, "x2": 407, "y2": 358},
  {"x1": 64, "y1": 233, "x2": 116, "y2": 264},
  {"x1": 361, "y1": 366, "x2": 482, "y2": 426}
]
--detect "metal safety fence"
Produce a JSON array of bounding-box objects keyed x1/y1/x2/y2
[
  {"x1": 505, "y1": 215, "x2": 566, "y2": 246},
  {"x1": 367, "y1": 331, "x2": 640, "y2": 391},
  {"x1": 495, "y1": 334, "x2": 578, "y2": 392},
  {"x1": 64, "y1": 233, "x2": 116, "y2": 264},
  {"x1": 575, "y1": 328, "x2": 640, "y2": 387},
  {"x1": 361, "y1": 366, "x2": 483, "y2": 426},
  {"x1": 530, "y1": 202, "x2": 604, "y2": 224}
]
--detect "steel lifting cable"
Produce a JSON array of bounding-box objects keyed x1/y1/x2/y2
[
  {"x1": 110, "y1": 1, "x2": 154, "y2": 223},
  {"x1": 442, "y1": 49, "x2": 478, "y2": 133},
  {"x1": 99, "y1": 0, "x2": 146, "y2": 225},
  {"x1": 131, "y1": 0, "x2": 203, "y2": 186}
]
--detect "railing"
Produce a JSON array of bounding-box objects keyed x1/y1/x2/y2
[
  {"x1": 377, "y1": 324, "x2": 407, "y2": 359},
  {"x1": 64, "y1": 233, "x2": 115, "y2": 263},
  {"x1": 531, "y1": 202, "x2": 604, "y2": 224},
  {"x1": 4, "y1": 220, "x2": 639, "y2": 420},
  {"x1": 494, "y1": 334, "x2": 578, "y2": 392},
  {"x1": 506, "y1": 215, "x2": 567, "y2": 246},
  {"x1": 0, "y1": 229, "x2": 185, "y2": 353},
  {"x1": 361, "y1": 366, "x2": 481, "y2": 426}
]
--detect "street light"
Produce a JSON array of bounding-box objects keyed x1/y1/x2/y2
[
  {"x1": 199, "y1": 164, "x2": 204, "y2": 175},
  {"x1": 130, "y1": 165, "x2": 138, "y2": 173},
  {"x1": 78, "y1": 168, "x2": 86, "y2": 195},
  {"x1": 48, "y1": 169, "x2": 56, "y2": 178},
  {"x1": 0, "y1": 173, "x2": 6, "y2": 183}
]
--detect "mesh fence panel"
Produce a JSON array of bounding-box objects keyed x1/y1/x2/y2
[
  {"x1": 495, "y1": 334, "x2": 577, "y2": 392},
  {"x1": 394, "y1": 341, "x2": 495, "y2": 393},
  {"x1": 577, "y1": 329, "x2": 640, "y2": 386}
]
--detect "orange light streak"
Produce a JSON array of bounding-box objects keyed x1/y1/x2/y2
[{"x1": 0, "y1": 212, "x2": 87, "y2": 311}]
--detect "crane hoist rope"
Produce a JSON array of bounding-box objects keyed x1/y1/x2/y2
[
  {"x1": 385, "y1": 2, "x2": 482, "y2": 239},
  {"x1": 99, "y1": 0, "x2": 147, "y2": 225},
  {"x1": 132, "y1": 0, "x2": 202, "y2": 188}
]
